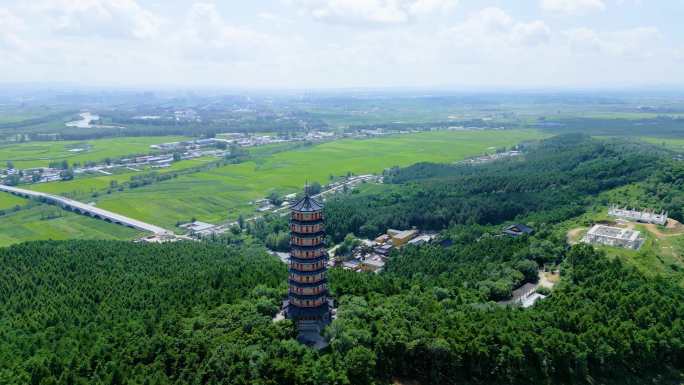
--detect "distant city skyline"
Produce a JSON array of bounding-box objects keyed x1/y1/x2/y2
[{"x1": 1, "y1": 0, "x2": 682, "y2": 89}]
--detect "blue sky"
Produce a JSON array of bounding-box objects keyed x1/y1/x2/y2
[{"x1": 0, "y1": 0, "x2": 682, "y2": 89}]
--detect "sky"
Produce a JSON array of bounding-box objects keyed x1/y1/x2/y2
[{"x1": 0, "y1": 0, "x2": 683, "y2": 89}]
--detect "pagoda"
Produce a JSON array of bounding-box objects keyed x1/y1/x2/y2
[{"x1": 284, "y1": 189, "x2": 332, "y2": 343}]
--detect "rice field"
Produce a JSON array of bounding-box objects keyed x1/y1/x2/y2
[
  {"x1": 0, "y1": 136, "x2": 189, "y2": 169},
  {"x1": 91, "y1": 130, "x2": 546, "y2": 228}
]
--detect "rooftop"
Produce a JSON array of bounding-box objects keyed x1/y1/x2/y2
[
  {"x1": 503, "y1": 223, "x2": 534, "y2": 236},
  {"x1": 587, "y1": 225, "x2": 640, "y2": 241},
  {"x1": 393, "y1": 229, "x2": 418, "y2": 240},
  {"x1": 179, "y1": 221, "x2": 215, "y2": 232},
  {"x1": 291, "y1": 194, "x2": 323, "y2": 212}
]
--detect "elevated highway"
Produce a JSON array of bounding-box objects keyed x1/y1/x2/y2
[{"x1": 0, "y1": 185, "x2": 172, "y2": 235}]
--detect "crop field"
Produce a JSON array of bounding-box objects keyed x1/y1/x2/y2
[
  {"x1": 0, "y1": 136, "x2": 189, "y2": 169},
  {"x1": 91, "y1": 130, "x2": 546, "y2": 228},
  {"x1": 0, "y1": 193, "x2": 27, "y2": 210},
  {"x1": 0, "y1": 204, "x2": 142, "y2": 247},
  {"x1": 642, "y1": 136, "x2": 684, "y2": 151},
  {"x1": 25, "y1": 156, "x2": 217, "y2": 199}
]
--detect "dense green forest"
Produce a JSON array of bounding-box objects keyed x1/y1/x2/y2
[
  {"x1": 1, "y1": 240, "x2": 682, "y2": 384},
  {"x1": 324, "y1": 134, "x2": 675, "y2": 242},
  {"x1": 328, "y1": 243, "x2": 683, "y2": 385},
  {"x1": 536, "y1": 116, "x2": 684, "y2": 137}
]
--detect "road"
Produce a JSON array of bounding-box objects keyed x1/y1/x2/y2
[{"x1": 0, "y1": 184, "x2": 172, "y2": 235}]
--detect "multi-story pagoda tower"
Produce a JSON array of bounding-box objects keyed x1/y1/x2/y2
[{"x1": 284, "y1": 189, "x2": 332, "y2": 340}]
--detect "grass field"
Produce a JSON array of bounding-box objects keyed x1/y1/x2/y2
[
  {"x1": 0, "y1": 136, "x2": 189, "y2": 169},
  {"x1": 26, "y1": 157, "x2": 218, "y2": 198},
  {"x1": 0, "y1": 204, "x2": 143, "y2": 247},
  {"x1": 642, "y1": 137, "x2": 684, "y2": 151},
  {"x1": 90, "y1": 130, "x2": 545, "y2": 228},
  {"x1": 0, "y1": 193, "x2": 27, "y2": 210},
  {"x1": 597, "y1": 223, "x2": 684, "y2": 287}
]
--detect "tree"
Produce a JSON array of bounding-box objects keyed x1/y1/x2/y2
[
  {"x1": 6, "y1": 160, "x2": 14, "y2": 169},
  {"x1": 515, "y1": 259, "x2": 539, "y2": 283},
  {"x1": 336, "y1": 233, "x2": 360, "y2": 258},
  {"x1": 265, "y1": 231, "x2": 289, "y2": 251},
  {"x1": 4, "y1": 175, "x2": 20, "y2": 186},
  {"x1": 173, "y1": 152, "x2": 182, "y2": 162},
  {"x1": 308, "y1": 181, "x2": 322, "y2": 195},
  {"x1": 60, "y1": 169, "x2": 74, "y2": 181},
  {"x1": 344, "y1": 346, "x2": 376, "y2": 385},
  {"x1": 268, "y1": 192, "x2": 282, "y2": 206}
]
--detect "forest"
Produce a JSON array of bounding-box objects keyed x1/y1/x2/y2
[
  {"x1": 536, "y1": 116, "x2": 684, "y2": 137},
  {"x1": 324, "y1": 134, "x2": 676, "y2": 242},
  {"x1": 1, "y1": 240, "x2": 682, "y2": 384}
]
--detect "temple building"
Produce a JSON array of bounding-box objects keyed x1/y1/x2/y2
[
  {"x1": 583, "y1": 224, "x2": 644, "y2": 250},
  {"x1": 283, "y1": 190, "x2": 332, "y2": 345},
  {"x1": 608, "y1": 204, "x2": 668, "y2": 226}
]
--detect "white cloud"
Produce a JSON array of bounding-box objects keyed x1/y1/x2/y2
[
  {"x1": 0, "y1": 8, "x2": 25, "y2": 50},
  {"x1": 448, "y1": 7, "x2": 550, "y2": 48},
  {"x1": 563, "y1": 26, "x2": 661, "y2": 58},
  {"x1": 513, "y1": 20, "x2": 552, "y2": 46},
  {"x1": 676, "y1": 48, "x2": 684, "y2": 61},
  {"x1": 258, "y1": 12, "x2": 293, "y2": 24},
  {"x1": 292, "y1": 0, "x2": 458, "y2": 26},
  {"x1": 564, "y1": 27, "x2": 602, "y2": 52},
  {"x1": 541, "y1": 0, "x2": 606, "y2": 14},
  {"x1": 177, "y1": 3, "x2": 277, "y2": 62},
  {"x1": 34, "y1": 0, "x2": 162, "y2": 39}
]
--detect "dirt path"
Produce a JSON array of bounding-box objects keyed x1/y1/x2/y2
[
  {"x1": 538, "y1": 271, "x2": 560, "y2": 289},
  {"x1": 566, "y1": 227, "x2": 585, "y2": 244},
  {"x1": 643, "y1": 219, "x2": 684, "y2": 239}
]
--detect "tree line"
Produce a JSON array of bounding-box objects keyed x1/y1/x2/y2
[{"x1": 324, "y1": 134, "x2": 669, "y2": 242}]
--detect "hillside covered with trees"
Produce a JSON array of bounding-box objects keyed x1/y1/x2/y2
[
  {"x1": 324, "y1": 134, "x2": 676, "y2": 242},
  {"x1": 0, "y1": 239, "x2": 682, "y2": 384}
]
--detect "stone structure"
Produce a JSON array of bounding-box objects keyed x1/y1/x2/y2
[
  {"x1": 283, "y1": 191, "x2": 332, "y2": 345},
  {"x1": 608, "y1": 205, "x2": 668, "y2": 226},
  {"x1": 583, "y1": 224, "x2": 643, "y2": 250}
]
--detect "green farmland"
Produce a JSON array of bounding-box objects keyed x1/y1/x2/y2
[
  {"x1": 0, "y1": 136, "x2": 189, "y2": 169},
  {"x1": 0, "y1": 193, "x2": 27, "y2": 210},
  {"x1": 91, "y1": 130, "x2": 545, "y2": 228},
  {"x1": 0, "y1": 204, "x2": 143, "y2": 247},
  {"x1": 25, "y1": 157, "x2": 216, "y2": 198},
  {"x1": 642, "y1": 136, "x2": 684, "y2": 151}
]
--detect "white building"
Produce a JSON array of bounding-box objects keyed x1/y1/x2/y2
[
  {"x1": 583, "y1": 225, "x2": 644, "y2": 250},
  {"x1": 608, "y1": 205, "x2": 667, "y2": 226}
]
